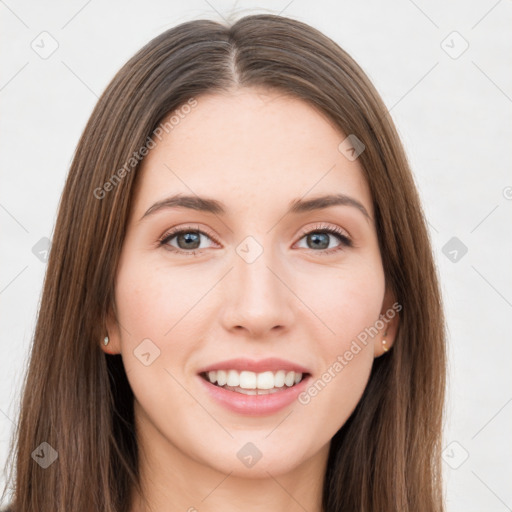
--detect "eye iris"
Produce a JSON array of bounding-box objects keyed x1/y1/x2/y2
[
  {"x1": 308, "y1": 232, "x2": 329, "y2": 249},
  {"x1": 177, "y1": 231, "x2": 201, "y2": 249},
  {"x1": 169, "y1": 229, "x2": 341, "y2": 252}
]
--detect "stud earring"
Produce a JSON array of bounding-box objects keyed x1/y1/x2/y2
[
  {"x1": 103, "y1": 336, "x2": 109, "y2": 346},
  {"x1": 382, "y1": 331, "x2": 389, "y2": 352}
]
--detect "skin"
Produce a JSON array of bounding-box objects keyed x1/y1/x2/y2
[{"x1": 103, "y1": 87, "x2": 398, "y2": 512}]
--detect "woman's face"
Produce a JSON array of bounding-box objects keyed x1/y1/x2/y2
[{"x1": 105, "y1": 87, "x2": 397, "y2": 478}]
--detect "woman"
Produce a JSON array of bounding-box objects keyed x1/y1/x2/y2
[{"x1": 1, "y1": 13, "x2": 446, "y2": 512}]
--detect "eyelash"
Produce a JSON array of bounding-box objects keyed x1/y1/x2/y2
[{"x1": 157, "y1": 223, "x2": 352, "y2": 257}]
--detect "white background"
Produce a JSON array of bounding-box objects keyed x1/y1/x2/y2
[{"x1": 1, "y1": 1, "x2": 511, "y2": 510}]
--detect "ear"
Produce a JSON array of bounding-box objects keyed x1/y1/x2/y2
[
  {"x1": 100, "y1": 298, "x2": 122, "y2": 355},
  {"x1": 374, "y1": 286, "x2": 401, "y2": 358}
]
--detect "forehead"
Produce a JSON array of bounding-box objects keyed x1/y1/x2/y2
[{"x1": 132, "y1": 87, "x2": 373, "y2": 220}]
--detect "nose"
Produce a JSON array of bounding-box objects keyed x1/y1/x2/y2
[{"x1": 219, "y1": 238, "x2": 295, "y2": 339}]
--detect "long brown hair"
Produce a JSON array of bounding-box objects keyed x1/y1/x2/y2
[{"x1": 1, "y1": 13, "x2": 446, "y2": 512}]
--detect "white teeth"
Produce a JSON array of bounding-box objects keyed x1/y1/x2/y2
[
  {"x1": 257, "y1": 371, "x2": 275, "y2": 389},
  {"x1": 284, "y1": 371, "x2": 295, "y2": 387},
  {"x1": 274, "y1": 370, "x2": 285, "y2": 387},
  {"x1": 216, "y1": 370, "x2": 227, "y2": 386},
  {"x1": 204, "y1": 369, "x2": 305, "y2": 390},
  {"x1": 226, "y1": 370, "x2": 239, "y2": 387},
  {"x1": 239, "y1": 371, "x2": 257, "y2": 389}
]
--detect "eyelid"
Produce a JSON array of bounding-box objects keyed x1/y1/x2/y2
[
  {"x1": 157, "y1": 224, "x2": 221, "y2": 249},
  {"x1": 296, "y1": 222, "x2": 351, "y2": 244},
  {"x1": 294, "y1": 222, "x2": 353, "y2": 253},
  {"x1": 158, "y1": 222, "x2": 352, "y2": 255}
]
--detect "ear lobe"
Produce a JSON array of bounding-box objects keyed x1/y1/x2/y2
[
  {"x1": 375, "y1": 288, "x2": 401, "y2": 357},
  {"x1": 101, "y1": 301, "x2": 122, "y2": 354}
]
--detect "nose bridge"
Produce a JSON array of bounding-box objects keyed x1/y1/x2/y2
[
  {"x1": 220, "y1": 233, "x2": 294, "y2": 333},
  {"x1": 235, "y1": 233, "x2": 284, "y2": 303}
]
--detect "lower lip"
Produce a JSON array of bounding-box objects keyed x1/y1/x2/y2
[{"x1": 198, "y1": 374, "x2": 311, "y2": 416}]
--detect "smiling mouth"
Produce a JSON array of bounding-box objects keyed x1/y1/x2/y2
[{"x1": 199, "y1": 369, "x2": 310, "y2": 395}]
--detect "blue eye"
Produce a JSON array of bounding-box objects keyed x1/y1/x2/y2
[
  {"x1": 158, "y1": 223, "x2": 352, "y2": 256},
  {"x1": 295, "y1": 224, "x2": 352, "y2": 254},
  {"x1": 159, "y1": 227, "x2": 217, "y2": 256}
]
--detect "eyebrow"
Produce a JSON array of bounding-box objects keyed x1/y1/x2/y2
[{"x1": 139, "y1": 193, "x2": 371, "y2": 221}]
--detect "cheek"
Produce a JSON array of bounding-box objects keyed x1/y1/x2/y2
[
  {"x1": 114, "y1": 255, "x2": 212, "y2": 381},
  {"x1": 113, "y1": 260, "x2": 198, "y2": 413},
  {"x1": 113, "y1": 261, "x2": 170, "y2": 380},
  {"x1": 115, "y1": 257, "x2": 200, "y2": 337},
  {"x1": 296, "y1": 262, "x2": 384, "y2": 420},
  {"x1": 309, "y1": 261, "x2": 385, "y2": 347}
]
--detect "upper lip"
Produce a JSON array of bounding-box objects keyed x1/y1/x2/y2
[{"x1": 197, "y1": 357, "x2": 311, "y2": 375}]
